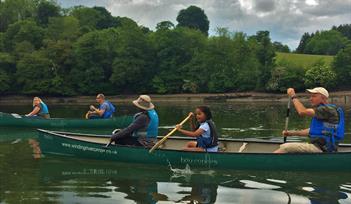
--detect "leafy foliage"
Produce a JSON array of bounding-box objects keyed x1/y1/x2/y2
[
  {"x1": 333, "y1": 44, "x2": 351, "y2": 87},
  {"x1": 0, "y1": 1, "x2": 347, "y2": 96},
  {"x1": 266, "y1": 60, "x2": 305, "y2": 92},
  {"x1": 304, "y1": 60, "x2": 337, "y2": 88},
  {"x1": 296, "y1": 28, "x2": 351, "y2": 55},
  {"x1": 176, "y1": 6, "x2": 209, "y2": 36}
]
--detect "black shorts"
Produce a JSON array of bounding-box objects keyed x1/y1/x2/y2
[{"x1": 115, "y1": 137, "x2": 142, "y2": 146}]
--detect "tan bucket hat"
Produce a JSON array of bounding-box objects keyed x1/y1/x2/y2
[
  {"x1": 133, "y1": 95, "x2": 155, "y2": 110},
  {"x1": 306, "y1": 87, "x2": 329, "y2": 98}
]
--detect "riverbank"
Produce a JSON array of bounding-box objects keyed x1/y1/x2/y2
[{"x1": 1, "y1": 91, "x2": 351, "y2": 105}]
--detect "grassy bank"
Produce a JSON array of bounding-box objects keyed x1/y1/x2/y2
[{"x1": 275, "y1": 52, "x2": 334, "y2": 69}]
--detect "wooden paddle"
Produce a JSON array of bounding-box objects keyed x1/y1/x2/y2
[
  {"x1": 283, "y1": 97, "x2": 291, "y2": 143},
  {"x1": 149, "y1": 113, "x2": 193, "y2": 153}
]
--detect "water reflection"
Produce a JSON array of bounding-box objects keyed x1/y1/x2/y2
[
  {"x1": 31, "y1": 157, "x2": 351, "y2": 204},
  {"x1": 1, "y1": 102, "x2": 351, "y2": 203}
]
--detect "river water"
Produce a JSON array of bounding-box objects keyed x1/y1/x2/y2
[{"x1": 0, "y1": 102, "x2": 350, "y2": 204}]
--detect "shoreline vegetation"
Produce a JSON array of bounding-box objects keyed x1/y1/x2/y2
[
  {"x1": 0, "y1": 1, "x2": 350, "y2": 97},
  {"x1": 1, "y1": 91, "x2": 351, "y2": 105}
]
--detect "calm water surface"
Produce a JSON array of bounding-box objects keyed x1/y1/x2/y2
[{"x1": 0, "y1": 102, "x2": 351, "y2": 204}]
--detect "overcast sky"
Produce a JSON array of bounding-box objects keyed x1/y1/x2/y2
[{"x1": 57, "y1": 0, "x2": 351, "y2": 49}]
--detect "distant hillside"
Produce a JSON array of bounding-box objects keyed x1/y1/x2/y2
[{"x1": 275, "y1": 52, "x2": 334, "y2": 69}]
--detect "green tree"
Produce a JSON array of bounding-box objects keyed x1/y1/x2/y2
[
  {"x1": 92, "y1": 6, "x2": 116, "y2": 29},
  {"x1": 46, "y1": 16, "x2": 80, "y2": 41},
  {"x1": 71, "y1": 28, "x2": 118, "y2": 94},
  {"x1": 41, "y1": 39, "x2": 76, "y2": 95},
  {"x1": 70, "y1": 6, "x2": 100, "y2": 33},
  {"x1": 273, "y1": 41, "x2": 290, "y2": 53},
  {"x1": 266, "y1": 60, "x2": 305, "y2": 92},
  {"x1": 305, "y1": 30, "x2": 349, "y2": 55},
  {"x1": 0, "y1": 52, "x2": 15, "y2": 93},
  {"x1": 110, "y1": 25, "x2": 155, "y2": 93},
  {"x1": 332, "y1": 24, "x2": 351, "y2": 40},
  {"x1": 36, "y1": 0, "x2": 60, "y2": 26},
  {"x1": 249, "y1": 31, "x2": 276, "y2": 89},
  {"x1": 0, "y1": 32, "x2": 4, "y2": 51},
  {"x1": 150, "y1": 27, "x2": 206, "y2": 93},
  {"x1": 4, "y1": 20, "x2": 44, "y2": 51},
  {"x1": 296, "y1": 32, "x2": 312, "y2": 53},
  {"x1": 184, "y1": 30, "x2": 260, "y2": 92},
  {"x1": 333, "y1": 44, "x2": 351, "y2": 87},
  {"x1": 14, "y1": 41, "x2": 35, "y2": 58},
  {"x1": 304, "y1": 60, "x2": 336, "y2": 88},
  {"x1": 0, "y1": 69, "x2": 11, "y2": 93},
  {"x1": 156, "y1": 21, "x2": 174, "y2": 31},
  {"x1": 16, "y1": 51, "x2": 52, "y2": 94},
  {"x1": 176, "y1": 5, "x2": 209, "y2": 36},
  {"x1": 112, "y1": 16, "x2": 138, "y2": 28},
  {"x1": 0, "y1": 0, "x2": 36, "y2": 32}
]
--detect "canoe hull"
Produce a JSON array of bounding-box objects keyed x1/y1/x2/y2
[
  {"x1": 0, "y1": 112, "x2": 132, "y2": 128},
  {"x1": 38, "y1": 130, "x2": 351, "y2": 171}
]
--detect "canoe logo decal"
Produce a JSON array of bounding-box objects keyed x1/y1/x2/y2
[
  {"x1": 61, "y1": 143, "x2": 118, "y2": 155},
  {"x1": 180, "y1": 156, "x2": 218, "y2": 166}
]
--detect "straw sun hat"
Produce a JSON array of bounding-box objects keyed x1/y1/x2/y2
[{"x1": 132, "y1": 95, "x2": 155, "y2": 110}]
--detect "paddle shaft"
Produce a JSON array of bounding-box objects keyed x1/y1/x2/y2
[
  {"x1": 284, "y1": 97, "x2": 291, "y2": 143},
  {"x1": 149, "y1": 114, "x2": 192, "y2": 153}
]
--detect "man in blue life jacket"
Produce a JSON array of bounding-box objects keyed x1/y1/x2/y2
[
  {"x1": 106, "y1": 95, "x2": 159, "y2": 148},
  {"x1": 86, "y1": 93, "x2": 116, "y2": 119},
  {"x1": 274, "y1": 87, "x2": 345, "y2": 153}
]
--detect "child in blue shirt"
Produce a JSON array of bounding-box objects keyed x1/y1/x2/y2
[{"x1": 176, "y1": 106, "x2": 219, "y2": 152}]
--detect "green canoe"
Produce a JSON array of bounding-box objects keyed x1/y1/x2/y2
[
  {"x1": 37, "y1": 129, "x2": 351, "y2": 171},
  {"x1": 0, "y1": 112, "x2": 133, "y2": 128}
]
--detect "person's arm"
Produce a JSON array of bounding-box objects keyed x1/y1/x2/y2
[
  {"x1": 283, "y1": 128, "x2": 310, "y2": 137},
  {"x1": 26, "y1": 106, "x2": 40, "y2": 116},
  {"x1": 287, "y1": 88, "x2": 315, "y2": 117},
  {"x1": 111, "y1": 114, "x2": 148, "y2": 140},
  {"x1": 188, "y1": 113, "x2": 197, "y2": 131},
  {"x1": 91, "y1": 105, "x2": 106, "y2": 117},
  {"x1": 176, "y1": 125, "x2": 204, "y2": 137}
]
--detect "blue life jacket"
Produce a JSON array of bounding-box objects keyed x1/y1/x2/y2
[
  {"x1": 38, "y1": 102, "x2": 49, "y2": 115},
  {"x1": 100, "y1": 100, "x2": 115, "y2": 119},
  {"x1": 146, "y1": 109, "x2": 159, "y2": 139},
  {"x1": 132, "y1": 110, "x2": 159, "y2": 141},
  {"x1": 196, "y1": 120, "x2": 219, "y2": 149},
  {"x1": 309, "y1": 104, "x2": 344, "y2": 152}
]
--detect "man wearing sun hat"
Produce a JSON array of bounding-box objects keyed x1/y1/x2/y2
[
  {"x1": 274, "y1": 87, "x2": 345, "y2": 153},
  {"x1": 106, "y1": 95, "x2": 159, "y2": 147}
]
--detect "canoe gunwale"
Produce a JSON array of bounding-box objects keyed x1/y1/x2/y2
[{"x1": 37, "y1": 129, "x2": 351, "y2": 155}]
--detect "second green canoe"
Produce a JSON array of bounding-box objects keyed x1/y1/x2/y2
[{"x1": 0, "y1": 112, "x2": 133, "y2": 128}]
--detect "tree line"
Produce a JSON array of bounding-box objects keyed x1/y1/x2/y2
[{"x1": 0, "y1": 0, "x2": 350, "y2": 95}]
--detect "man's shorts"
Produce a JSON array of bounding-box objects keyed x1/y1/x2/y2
[{"x1": 278, "y1": 142, "x2": 322, "y2": 153}]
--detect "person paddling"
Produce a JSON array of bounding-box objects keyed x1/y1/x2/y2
[
  {"x1": 86, "y1": 94, "x2": 115, "y2": 119},
  {"x1": 274, "y1": 87, "x2": 345, "y2": 153},
  {"x1": 25, "y1": 97, "x2": 50, "y2": 119},
  {"x1": 176, "y1": 106, "x2": 219, "y2": 152},
  {"x1": 106, "y1": 95, "x2": 159, "y2": 147}
]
